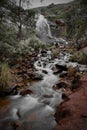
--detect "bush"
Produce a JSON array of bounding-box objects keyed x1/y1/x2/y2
[
  {"x1": 0, "y1": 42, "x2": 15, "y2": 58},
  {"x1": 0, "y1": 22, "x2": 18, "y2": 46},
  {"x1": 0, "y1": 62, "x2": 16, "y2": 91},
  {"x1": 16, "y1": 35, "x2": 47, "y2": 56},
  {"x1": 71, "y1": 51, "x2": 87, "y2": 64},
  {"x1": 52, "y1": 48, "x2": 60, "y2": 58},
  {"x1": 68, "y1": 66, "x2": 77, "y2": 77},
  {"x1": 29, "y1": 35, "x2": 45, "y2": 51}
]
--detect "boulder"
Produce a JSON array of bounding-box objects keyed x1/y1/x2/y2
[
  {"x1": 55, "y1": 63, "x2": 67, "y2": 71},
  {"x1": 53, "y1": 81, "x2": 70, "y2": 90},
  {"x1": 43, "y1": 94, "x2": 53, "y2": 98},
  {"x1": 59, "y1": 71, "x2": 68, "y2": 77},
  {"x1": 20, "y1": 89, "x2": 33, "y2": 96},
  {"x1": 42, "y1": 70, "x2": 48, "y2": 74},
  {"x1": 55, "y1": 19, "x2": 65, "y2": 27},
  {"x1": 53, "y1": 67, "x2": 62, "y2": 74},
  {"x1": 33, "y1": 73, "x2": 43, "y2": 80},
  {"x1": 0, "y1": 84, "x2": 21, "y2": 96}
]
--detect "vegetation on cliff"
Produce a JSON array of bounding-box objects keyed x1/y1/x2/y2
[{"x1": 40, "y1": 0, "x2": 87, "y2": 40}]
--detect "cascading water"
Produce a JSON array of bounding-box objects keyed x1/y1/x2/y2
[
  {"x1": 0, "y1": 45, "x2": 86, "y2": 130},
  {"x1": 36, "y1": 13, "x2": 68, "y2": 45},
  {"x1": 0, "y1": 51, "x2": 64, "y2": 130},
  {"x1": 36, "y1": 14, "x2": 52, "y2": 43}
]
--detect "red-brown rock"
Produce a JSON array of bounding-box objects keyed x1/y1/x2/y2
[{"x1": 53, "y1": 74, "x2": 87, "y2": 130}]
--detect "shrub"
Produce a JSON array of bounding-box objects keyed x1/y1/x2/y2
[
  {"x1": 0, "y1": 62, "x2": 16, "y2": 91},
  {"x1": 71, "y1": 51, "x2": 87, "y2": 64},
  {"x1": 0, "y1": 22, "x2": 18, "y2": 46},
  {"x1": 52, "y1": 48, "x2": 60, "y2": 58},
  {"x1": 16, "y1": 35, "x2": 47, "y2": 56},
  {"x1": 29, "y1": 35, "x2": 45, "y2": 51},
  {"x1": 68, "y1": 66, "x2": 77, "y2": 77},
  {"x1": 0, "y1": 42, "x2": 15, "y2": 58}
]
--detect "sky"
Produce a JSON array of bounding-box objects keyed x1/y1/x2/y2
[{"x1": 19, "y1": 0, "x2": 74, "y2": 9}]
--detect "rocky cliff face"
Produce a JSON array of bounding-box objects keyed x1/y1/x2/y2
[{"x1": 38, "y1": 0, "x2": 87, "y2": 41}]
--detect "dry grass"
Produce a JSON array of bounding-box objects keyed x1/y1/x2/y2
[
  {"x1": 0, "y1": 62, "x2": 16, "y2": 90},
  {"x1": 68, "y1": 66, "x2": 77, "y2": 77},
  {"x1": 52, "y1": 48, "x2": 60, "y2": 58}
]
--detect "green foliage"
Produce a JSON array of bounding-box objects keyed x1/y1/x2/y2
[
  {"x1": 29, "y1": 36, "x2": 43, "y2": 50},
  {"x1": 0, "y1": 22, "x2": 18, "y2": 61},
  {"x1": 15, "y1": 35, "x2": 46, "y2": 56},
  {"x1": 0, "y1": 42, "x2": 15, "y2": 58},
  {"x1": 71, "y1": 51, "x2": 87, "y2": 64},
  {"x1": 42, "y1": 0, "x2": 87, "y2": 39},
  {"x1": 0, "y1": 22, "x2": 18, "y2": 46}
]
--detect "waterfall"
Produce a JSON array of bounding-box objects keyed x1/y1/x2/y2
[
  {"x1": 35, "y1": 14, "x2": 68, "y2": 45},
  {"x1": 36, "y1": 14, "x2": 52, "y2": 43}
]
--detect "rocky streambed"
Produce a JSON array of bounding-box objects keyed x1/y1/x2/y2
[{"x1": 0, "y1": 50, "x2": 87, "y2": 130}]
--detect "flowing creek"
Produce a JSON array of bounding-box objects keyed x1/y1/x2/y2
[
  {"x1": 0, "y1": 52, "x2": 86, "y2": 130},
  {"x1": 0, "y1": 54, "x2": 65, "y2": 130},
  {"x1": 0, "y1": 14, "x2": 87, "y2": 130}
]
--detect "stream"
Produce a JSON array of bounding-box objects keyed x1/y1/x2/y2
[
  {"x1": 0, "y1": 14, "x2": 87, "y2": 130},
  {"x1": 0, "y1": 51, "x2": 86, "y2": 130},
  {"x1": 0, "y1": 54, "x2": 65, "y2": 130}
]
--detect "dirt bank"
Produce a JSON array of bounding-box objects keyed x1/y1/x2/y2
[{"x1": 53, "y1": 74, "x2": 87, "y2": 130}]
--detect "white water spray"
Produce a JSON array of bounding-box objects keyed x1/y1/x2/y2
[{"x1": 36, "y1": 14, "x2": 52, "y2": 43}]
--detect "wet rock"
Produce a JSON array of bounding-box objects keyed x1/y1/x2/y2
[
  {"x1": 33, "y1": 73, "x2": 43, "y2": 80},
  {"x1": 53, "y1": 68, "x2": 61, "y2": 74},
  {"x1": 42, "y1": 70, "x2": 48, "y2": 74},
  {"x1": 20, "y1": 89, "x2": 33, "y2": 96},
  {"x1": 55, "y1": 63, "x2": 67, "y2": 71},
  {"x1": 59, "y1": 71, "x2": 68, "y2": 77},
  {"x1": 53, "y1": 81, "x2": 70, "y2": 90},
  {"x1": 52, "y1": 66, "x2": 61, "y2": 74},
  {"x1": 41, "y1": 50, "x2": 47, "y2": 57},
  {"x1": 43, "y1": 94, "x2": 53, "y2": 98},
  {"x1": 0, "y1": 84, "x2": 21, "y2": 97}
]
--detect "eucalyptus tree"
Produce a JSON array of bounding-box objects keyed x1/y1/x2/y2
[
  {"x1": 16, "y1": 0, "x2": 31, "y2": 38},
  {"x1": 17, "y1": 0, "x2": 44, "y2": 38}
]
